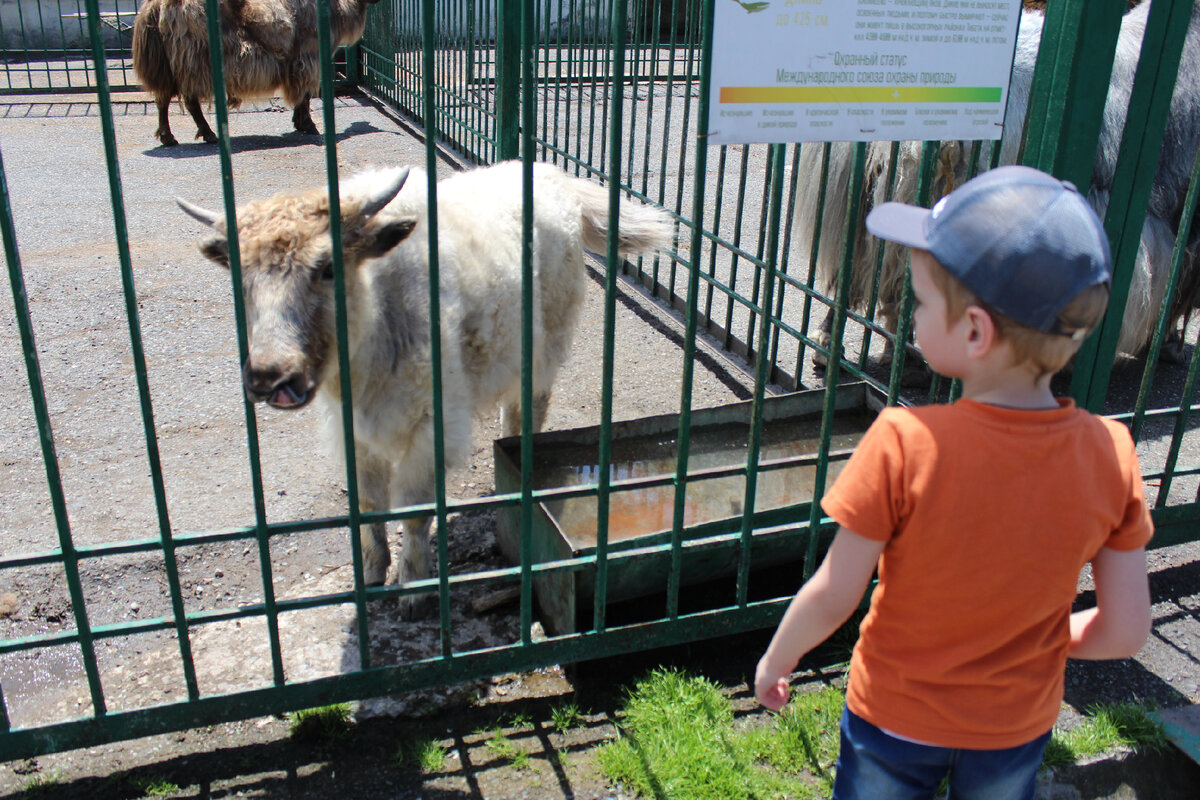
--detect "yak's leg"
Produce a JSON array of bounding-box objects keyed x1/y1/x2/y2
[
  {"x1": 358, "y1": 456, "x2": 392, "y2": 586},
  {"x1": 811, "y1": 309, "x2": 834, "y2": 368},
  {"x1": 397, "y1": 515, "x2": 434, "y2": 620},
  {"x1": 153, "y1": 94, "x2": 178, "y2": 146},
  {"x1": 879, "y1": 307, "x2": 934, "y2": 387},
  {"x1": 182, "y1": 96, "x2": 218, "y2": 144},
  {"x1": 501, "y1": 391, "x2": 552, "y2": 438},
  {"x1": 292, "y1": 95, "x2": 319, "y2": 135}
]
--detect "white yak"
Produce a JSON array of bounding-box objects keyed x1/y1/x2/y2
[{"x1": 178, "y1": 162, "x2": 674, "y2": 617}]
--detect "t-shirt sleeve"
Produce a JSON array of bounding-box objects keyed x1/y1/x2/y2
[
  {"x1": 820, "y1": 409, "x2": 909, "y2": 542},
  {"x1": 1105, "y1": 426, "x2": 1154, "y2": 552}
]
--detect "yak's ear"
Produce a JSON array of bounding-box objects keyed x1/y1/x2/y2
[
  {"x1": 363, "y1": 216, "x2": 417, "y2": 258},
  {"x1": 199, "y1": 235, "x2": 230, "y2": 268}
]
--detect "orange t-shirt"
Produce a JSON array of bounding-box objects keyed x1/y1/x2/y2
[{"x1": 820, "y1": 398, "x2": 1153, "y2": 750}]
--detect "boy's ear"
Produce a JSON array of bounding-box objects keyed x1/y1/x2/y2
[{"x1": 963, "y1": 304, "x2": 997, "y2": 358}]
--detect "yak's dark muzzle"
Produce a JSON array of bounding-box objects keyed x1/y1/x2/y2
[{"x1": 242, "y1": 359, "x2": 316, "y2": 410}]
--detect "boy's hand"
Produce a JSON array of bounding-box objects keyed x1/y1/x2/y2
[{"x1": 754, "y1": 658, "x2": 790, "y2": 711}]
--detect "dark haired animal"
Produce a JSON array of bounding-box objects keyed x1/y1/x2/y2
[
  {"x1": 132, "y1": 0, "x2": 380, "y2": 146},
  {"x1": 802, "y1": 1, "x2": 1200, "y2": 367}
]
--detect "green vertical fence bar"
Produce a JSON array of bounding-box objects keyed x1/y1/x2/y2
[
  {"x1": 84, "y1": 0, "x2": 200, "y2": 700},
  {"x1": 594, "y1": 0, "x2": 631, "y2": 632},
  {"x1": 803, "y1": 143, "x2": 866, "y2": 578},
  {"x1": 735, "y1": 143, "x2": 785, "y2": 605},
  {"x1": 1021, "y1": 0, "x2": 1122, "y2": 184},
  {"x1": 519, "y1": 0, "x2": 537, "y2": 645},
  {"x1": 421, "y1": 0, "x2": 454, "y2": 655},
  {"x1": 794, "y1": 143, "x2": 831, "y2": 376},
  {"x1": 317, "y1": 0, "x2": 374, "y2": 669},
  {"x1": 857, "y1": 141, "x2": 900, "y2": 374},
  {"x1": 1, "y1": 145, "x2": 108, "y2": 716},
  {"x1": 667, "y1": 0, "x2": 713, "y2": 619},
  {"x1": 201, "y1": 0, "x2": 287, "y2": 687},
  {"x1": 1071, "y1": 0, "x2": 1190, "y2": 412},
  {"x1": 767, "y1": 144, "x2": 801, "y2": 371},
  {"x1": 1158, "y1": 332, "x2": 1200, "y2": 506},
  {"x1": 1131, "y1": 145, "x2": 1200, "y2": 443},
  {"x1": 884, "y1": 141, "x2": 939, "y2": 406},
  {"x1": 497, "y1": 0, "x2": 521, "y2": 160}
]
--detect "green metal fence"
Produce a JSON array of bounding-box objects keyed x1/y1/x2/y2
[{"x1": 1, "y1": 0, "x2": 1197, "y2": 761}]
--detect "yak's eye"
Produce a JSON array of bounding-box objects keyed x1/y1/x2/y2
[{"x1": 317, "y1": 256, "x2": 335, "y2": 282}]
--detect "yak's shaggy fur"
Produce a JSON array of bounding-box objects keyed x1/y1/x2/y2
[
  {"x1": 132, "y1": 0, "x2": 379, "y2": 146},
  {"x1": 179, "y1": 162, "x2": 674, "y2": 616},
  {"x1": 800, "y1": 1, "x2": 1200, "y2": 365}
]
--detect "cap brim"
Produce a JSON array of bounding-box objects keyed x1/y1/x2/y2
[{"x1": 865, "y1": 202, "x2": 932, "y2": 249}]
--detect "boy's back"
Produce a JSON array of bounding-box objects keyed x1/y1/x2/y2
[{"x1": 823, "y1": 398, "x2": 1151, "y2": 748}]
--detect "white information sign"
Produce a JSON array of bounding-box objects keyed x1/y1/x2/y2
[{"x1": 709, "y1": 0, "x2": 1023, "y2": 144}]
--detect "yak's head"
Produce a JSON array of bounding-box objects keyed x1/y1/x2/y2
[{"x1": 179, "y1": 167, "x2": 417, "y2": 410}]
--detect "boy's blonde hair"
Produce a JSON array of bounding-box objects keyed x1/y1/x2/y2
[{"x1": 926, "y1": 256, "x2": 1110, "y2": 377}]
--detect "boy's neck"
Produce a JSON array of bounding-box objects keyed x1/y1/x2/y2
[{"x1": 957, "y1": 353, "x2": 1059, "y2": 410}]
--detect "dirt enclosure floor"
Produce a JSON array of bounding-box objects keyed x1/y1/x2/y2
[{"x1": 0, "y1": 92, "x2": 1199, "y2": 798}]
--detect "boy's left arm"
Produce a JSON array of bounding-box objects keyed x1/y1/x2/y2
[
  {"x1": 755, "y1": 527, "x2": 885, "y2": 710},
  {"x1": 1068, "y1": 546, "x2": 1151, "y2": 660}
]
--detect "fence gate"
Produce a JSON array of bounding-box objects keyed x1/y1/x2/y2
[{"x1": 1, "y1": 0, "x2": 1197, "y2": 761}]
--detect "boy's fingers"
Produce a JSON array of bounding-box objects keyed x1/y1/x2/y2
[{"x1": 755, "y1": 679, "x2": 789, "y2": 711}]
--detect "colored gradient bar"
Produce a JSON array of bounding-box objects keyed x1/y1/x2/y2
[{"x1": 719, "y1": 86, "x2": 1003, "y2": 103}]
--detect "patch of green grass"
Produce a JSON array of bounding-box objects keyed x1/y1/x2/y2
[
  {"x1": 506, "y1": 711, "x2": 533, "y2": 729},
  {"x1": 597, "y1": 667, "x2": 839, "y2": 800},
  {"x1": 287, "y1": 702, "x2": 354, "y2": 743},
  {"x1": 550, "y1": 700, "x2": 584, "y2": 733},
  {"x1": 485, "y1": 726, "x2": 532, "y2": 769},
  {"x1": 394, "y1": 737, "x2": 448, "y2": 773},
  {"x1": 1043, "y1": 701, "x2": 1169, "y2": 768},
  {"x1": 18, "y1": 770, "x2": 65, "y2": 797},
  {"x1": 742, "y1": 686, "x2": 843, "y2": 783},
  {"x1": 129, "y1": 775, "x2": 181, "y2": 796}
]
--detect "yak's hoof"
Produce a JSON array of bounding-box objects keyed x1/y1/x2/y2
[
  {"x1": 197, "y1": 131, "x2": 218, "y2": 145},
  {"x1": 398, "y1": 593, "x2": 436, "y2": 621},
  {"x1": 156, "y1": 132, "x2": 178, "y2": 147},
  {"x1": 295, "y1": 121, "x2": 320, "y2": 136},
  {"x1": 1160, "y1": 332, "x2": 1187, "y2": 364}
]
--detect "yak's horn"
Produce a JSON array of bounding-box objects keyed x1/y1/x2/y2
[
  {"x1": 176, "y1": 198, "x2": 223, "y2": 229},
  {"x1": 359, "y1": 167, "x2": 411, "y2": 220}
]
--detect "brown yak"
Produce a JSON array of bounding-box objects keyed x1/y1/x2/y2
[{"x1": 131, "y1": 0, "x2": 380, "y2": 146}]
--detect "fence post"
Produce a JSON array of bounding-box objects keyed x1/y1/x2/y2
[
  {"x1": 1021, "y1": 0, "x2": 1123, "y2": 187},
  {"x1": 496, "y1": 0, "x2": 521, "y2": 160},
  {"x1": 1068, "y1": 0, "x2": 1191, "y2": 411}
]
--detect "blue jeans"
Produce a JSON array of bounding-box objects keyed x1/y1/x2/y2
[{"x1": 832, "y1": 707, "x2": 1050, "y2": 800}]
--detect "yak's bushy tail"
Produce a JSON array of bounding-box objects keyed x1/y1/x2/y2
[
  {"x1": 573, "y1": 178, "x2": 675, "y2": 257},
  {"x1": 132, "y1": 0, "x2": 175, "y2": 95}
]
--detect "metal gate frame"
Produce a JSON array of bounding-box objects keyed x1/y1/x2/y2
[{"x1": 1, "y1": 0, "x2": 1198, "y2": 761}]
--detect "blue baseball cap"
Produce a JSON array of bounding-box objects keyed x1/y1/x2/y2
[{"x1": 865, "y1": 165, "x2": 1112, "y2": 336}]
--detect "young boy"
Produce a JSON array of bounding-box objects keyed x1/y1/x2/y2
[{"x1": 755, "y1": 165, "x2": 1154, "y2": 799}]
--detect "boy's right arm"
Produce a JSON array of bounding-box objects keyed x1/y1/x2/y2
[
  {"x1": 755, "y1": 526, "x2": 884, "y2": 710},
  {"x1": 1068, "y1": 546, "x2": 1151, "y2": 660}
]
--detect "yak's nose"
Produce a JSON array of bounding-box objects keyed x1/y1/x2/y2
[{"x1": 242, "y1": 358, "x2": 314, "y2": 409}]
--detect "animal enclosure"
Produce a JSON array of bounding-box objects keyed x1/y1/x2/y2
[{"x1": 2, "y1": 0, "x2": 1199, "y2": 760}]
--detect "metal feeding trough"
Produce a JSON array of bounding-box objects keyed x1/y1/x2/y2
[{"x1": 493, "y1": 382, "x2": 887, "y2": 635}]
